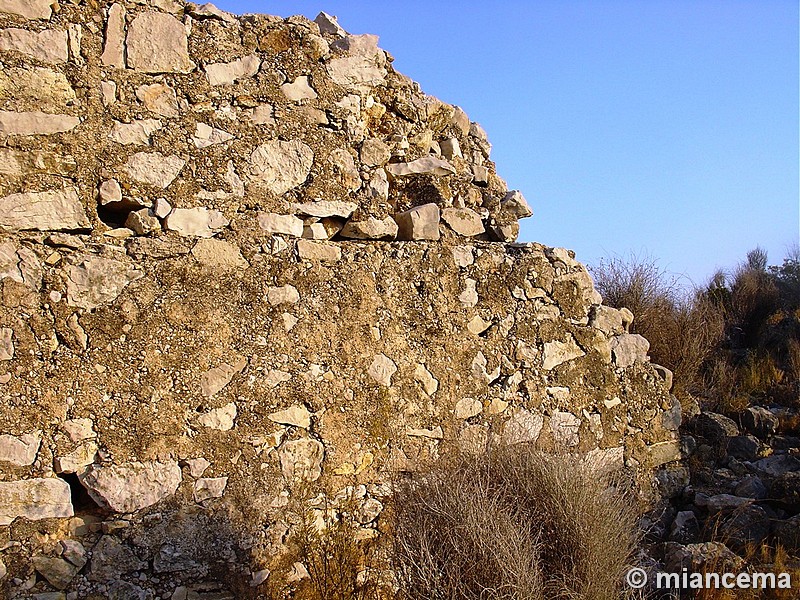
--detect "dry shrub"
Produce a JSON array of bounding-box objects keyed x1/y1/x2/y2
[{"x1": 391, "y1": 446, "x2": 640, "y2": 600}]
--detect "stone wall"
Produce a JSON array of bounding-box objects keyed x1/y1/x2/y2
[{"x1": 0, "y1": 1, "x2": 679, "y2": 598}]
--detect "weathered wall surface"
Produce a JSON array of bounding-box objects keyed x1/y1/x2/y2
[{"x1": 0, "y1": 1, "x2": 679, "y2": 598}]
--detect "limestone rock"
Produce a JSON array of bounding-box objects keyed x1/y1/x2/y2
[
  {"x1": 98, "y1": 179, "x2": 123, "y2": 205},
  {"x1": 0, "y1": 188, "x2": 88, "y2": 232},
  {"x1": 542, "y1": 335, "x2": 585, "y2": 370},
  {"x1": 101, "y1": 3, "x2": 126, "y2": 68},
  {"x1": 282, "y1": 76, "x2": 317, "y2": 101},
  {"x1": 291, "y1": 200, "x2": 358, "y2": 218},
  {"x1": 413, "y1": 364, "x2": 438, "y2": 395},
  {"x1": 110, "y1": 119, "x2": 162, "y2": 145},
  {"x1": 487, "y1": 221, "x2": 519, "y2": 242},
  {"x1": 200, "y1": 358, "x2": 246, "y2": 397},
  {"x1": 297, "y1": 240, "x2": 341, "y2": 262},
  {"x1": 0, "y1": 478, "x2": 73, "y2": 525},
  {"x1": 198, "y1": 402, "x2": 238, "y2": 431},
  {"x1": 266, "y1": 284, "x2": 300, "y2": 306},
  {"x1": 269, "y1": 405, "x2": 312, "y2": 429},
  {"x1": 610, "y1": 333, "x2": 649, "y2": 367},
  {"x1": 80, "y1": 461, "x2": 181, "y2": 513},
  {"x1": 0, "y1": 67, "x2": 76, "y2": 111},
  {"x1": 329, "y1": 148, "x2": 361, "y2": 191},
  {"x1": 249, "y1": 140, "x2": 313, "y2": 195},
  {"x1": 589, "y1": 305, "x2": 625, "y2": 336},
  {"x1": 315, "y1": 12, "x2": 347, "y2": 37},
  {"x1": 205, "y1": 54, "x2": 260, "y2": 85},
  {"x1": 0, "y1": 28, "x2": 68, "y2": 63},
  {"x1": 550, "y1": 411, "x2": 580, "y2": 447},
  {"x1": 395, "y1": 203, "x2": 441, "y2": 241},
  {"x1": 0, "y1": 148, "x2": 76, "y2": 178},
  {"x1": 192, "y1": 122, "x2": 234, "y2": 148},
  {"x1": 54, "y1": 440, "x2": 98, "y2": 474},
  {"x1": 124, "y1": 152, "x2": 185, "y2": 188},
  {"x1": 191, "y1": 238, "x2": 248, "y2": 270},
  {"x1": 386, "y1": 157, "x2": 456, "y2": 177},
  {"x1": 0, "y1": 327, "x2": 12, "y2": 360},
  {"x1": 126, "y1": 12, "x2": 194, "y2": 73},
  {"x1": 341, "y1": 216, "x2": 397, "y2": 240},
  {"x1": 66, "y1": 256, "x2": 144, "y2": 310},
  {"x1": 466, "y1": 315, "x2": 491, "y2": 334},
  {"x1": 0, "y1": 431, "x2": 40, "y2": 465},
  {"x1": 164, "y1": 207, "x2": 228, "y2": 238},
  {"x1": 326, "y1": 34, "x2": 387, "y2": 92},
  {"x1": 503, "y1": 408, "x2": 544, "y2": 445},
  {"x1": 441, "y1": 208, "x2": 484, "y2": 236},
  {"x1": 440, "y1": 137, "x2": 462, "y2": 159},
  {"x1": 32, "y1": 555, "x2": 77, "y2": 590},
  {"x1": 62, "y1": 418, "x2": 95, "y2": 442},
  {"x1": 501, "y1": 190, "x2": 532, "y2": 218},
  {"x1": 193, "y1": 477, "x2": 227, "y2": 503},
  {"x1": 454, "y1": 397, "x2": 482, "y2": 420},
  {"x1": 0, "y1": 0, "x2": 53, "y2": 19},
  {"x1": 279, "y1": 438, "x2": 324, "y2": 482},
  {"x1": 258, "y1": 213, "x2": 304, "y2": 237},
  {"x1": 136, "y1": 83, "x2": 179, "y2": 117},
  {"x1": 124, "y1": 208, "x2": 160, "y2": 235},
  {"x1": 90, "y1": 536, "x2": 146, "y2": 580},
  {"x1": 360, "y1": 138, "x2": 391, "y2": 167},
  {"x1": 0, "y1": 110, "x2": 80, "y2": 136},
  {"x1": 367, "y1": 354, "x2": 396, "y2": 386}
]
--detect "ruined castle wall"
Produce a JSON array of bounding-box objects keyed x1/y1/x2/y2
[{"x1": 0, "y1": 1, "x2": 678, "y2": 598}]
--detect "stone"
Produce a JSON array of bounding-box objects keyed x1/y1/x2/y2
[
  {"x1": 200, "y1": 358, "x2": 246, "y2": 397},
  {"x1": 32, "y1": 556, "x2": 77, "y2": 590},
  {"x1": 0, "y1": 28, "x2": 68, "y2": 63},
  {"x1": 63, "y1": 418, "x2": 95, "y2": 442},
  {"x1": 441, "y1": 208, "x2": 484, "y2": 236},
  {"x1": 329, "y1": 148, "x2": 361, "y2": 191},
  {"x1": 326, "y1": 34, "x2": 387, "y2": 92},
  {"x1": 655, "y1": 463, "x2": 689, "y2": 498},
  {"x1": 454, "y1": 397, "x2": 482, "y2": 420},
  {"x1": 165, "y1": 207, "x2": 228, "y2": 238},
  {"x1": 466, "y1": 315, "x2": 491, "y2": 335},
  {"x1": 719, "y1": 505, "x2": 770, "y2": 549},
  {"x1": 355, "y1": 498, "x2": 383, "y2": 524},
  {"x1": 126, "y1": 12, "x2": 194, "y2": 73},
  {"x1": 0, "y1": 478, "x2": 73, "y2": 525},
  {"x1": 367, "y1": 354, "x2": 396, "y2": 386},
  {"x1": 109, "y1": 119, "x2": 162, "y2": 145},
  {"x1": 269, "y1": 405, "x2": 312, "y2": 429},
  {"x1": 690, "y1": 411, "x2": 739, "y2": 443},
  {"x1": 589, "y1": 305, "x2": 625, "y2": 336},
  {"x1": 153, "y1": 198, "x2": 172, "y2": 218},
  {"x1": 340, "y1": 216, "x2": 398, "y2": 240},
  {"x1": 646, "y1": 440, "x2": 681, "y2": 467},
  {"x1": 80, "y1": 461, "x2": 181, "y2": 513},
  {"x1": 542, "y1": 335, "x2": 585, "y2": 370},
  {"x1": 386, "y1": 157, "x2": 456, "y2": 177},
  {"x1": 124, "y1": 152, "x2": 185, "y2": 188},
  {"x1": 472, "y1": 165, "x2": 489, "y2": 186},
  {"x1": 503, "y1": 408, "x2": 544, "y2": 445},
  {"x1": 0, "y1": 0, "x2": 53, "y2": 19},
  {"x1": 0, "y1": 148, "x2": 76, "y2": 178},
  {"x1": 192, "y1": 122, "x2": 234, "y2": 148},
  {"x1": 282, "y1": 76, "x2": 317, "y2": 101},
  {"x1": 501, "y1": 190, "x2": 532, "y2": 218},
  {"x1": 696, "y1": 493, "x2": 750, "y2": 513},
  {"x1": 315, "y1": 11, "x2": 347, "y2": 36},
  {"x1": 0, "y1": 327, "x2": 12, "y2": 360},
  {"x1": 66, "y1": 256, "x2": 144, "y2": 310},
  {"x1": 487, "y1": 221, "x2": 519, "y2": 242},
  {"x1": 194, "y1": 477, "x2": 227, "y2": 503},
  {"x1": 205, "y1": 54, "x2": 261, "y2": 85},
  {"x1": 440, "y1": 137, "x2": 462, "y2": 160},
  {"x1": 136, "y1": 83, "x2": 179, "y2": 117},
  {"x1": 0, "y1": 431, "x2": 40, "y2": 465},
  {"x1": 773, "y1": 515, "x2": 800, "y2": 554},
  {"x1": 249, "y1": 140, "x2": 314, "y2": 195},
  {"x1": 609, "y1": 333, "x2": 649, "y2": 367},
  {"x1": 726, "y1": 435, "x2": 760, "y2": 461},
  {"x1": 124, "y1": 208, "x2": 159, "y2": 235},
  {"x1": 751, "y1": 455, "x2": 800, "y2": 477},
  {"x1": 266, "y1": 284, "x2": 300, "y2": 306},
  {"x1": 184, "y1": 457, "x2": 211, "y2": 478},
  {"x1": 0, "y1": 67, "x2": 76, "y2": 110},
  {"x1": 54, "y1": 440, "x2": 98, "y2": 473},
  {"x1": 735, "y1": 475, "x2": 767, "y2": 500},
  {"x1": 89, "y1": 536, "x2": 146, "y2": 581},
  {"x1": 366, "y1": 169, "x2": 389, "y2": 200},
  {"x1": 360, "y1": 138, "x2": 391, "y2": 167},
  {"x1": 770, "y1": 472, "x2": 800, "y2": 510},
  {"x1": 108, "y1": 581, "x2": 148, "y2": 600},
  {"x1": 452, "y1": 246, "x2": 474, "y2": 268},
  {"x1": 101, "y1": 3, "x2": 126, "y2": 68},
  {"x1": 60, "y1": 540, "x2": 87, "y2": 569},
  {"x1": 407, "y1": 426, "x2": 444, "y2": 439},
  {"x1": 99, "y1": 179, "x2": 123, "y2": 205},
  {"x1": 279, "y1": 438, "x2": 324, "y2": 482},
  {"x1": 664, "y1": 542, "x2": 743, "y2": 573},
  {"x1": 198, "y1": 402, "x2": 238, "y2": 430},
  {"x1": 669, "y1": 510, "x2": 700, "y2": 543},
  {"x1": 741, "y1": 406, "x2": 779, "y2": 439},
  {"x1": 413, "y1": 363, "x2": 438, "y2": 395},
  {"x1": 0, "y1": 110, "x2": 79, "y2": 136},
  {"x1": 0, "y1": 188, "x2": 88, "y2": 232},
  {"x1": 297, "y1": 240, "x2": 341, "y2": 262},
  {"x1": 101, "y1": 80, "x2": 116, "y2": 105},
  {"x1": 394, "y1": 203, "x2": 441, "y2": 240},
  {"x1": 191, "y1": 238, "x2": 248, "y2": 270},
  {"x1": 258, "y1": 213, "x2": 304, "y2": 237},
  {"x1": 550, "y1": 411, "x2": 581, "y2": 447}
]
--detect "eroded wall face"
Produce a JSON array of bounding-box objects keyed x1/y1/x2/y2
[{"x1": 0, "y1": 1, "x2": 677, "y2": 597}]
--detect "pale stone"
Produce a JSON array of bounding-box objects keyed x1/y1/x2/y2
[
  {"x1": 153, "y1": 198, "x2": 172, "y2": 218},
  {"x1": 126, "y1": 12, "x2": 194, "y2": 73},
  {"x1": 344, "y1": 214, "x2": 396, "y2": 240},
  {"x1": 185, "y1": 457, "x2": 210, "y2": 478},
  {"x1": 79, "y1": 461, "x2": 182, "y2": 513},
  {"x1": 109, "y1": 119, "x2": 162, "y2": 145},
  {"x1": 258, "y1": 213, "x2": 304, "y2": 237},
  {"x1": 0, "y1": 188, "x2": 88, "y2": 231},
  {"x1": 62, "y1": 418, "x2": 95, "y2": 442},
  {"x1": 440, "y1": 137, "x2": 462, "y2": 159},
  {"x1": 407, "y1": 426, "x2": 444, "y2": 439},
  {"x1": 249, "y1": 104, "x2": 274, "y2": 125},
  {"x1": 452, "y1": 246, "x2": 474, "y2": 267},
  {"x1": 550, "y1": 411, "x2": 580, "y2": 447},
  {"x1": 269, "y1": 405, "x2": 312, "y2": 429},
  {"x1": 441, "y1": 208, "x2": 484, "y2": 236},
  {"x1": 0, "y1": 148, "x2": 76, "y2": 177},
  {"x1": 326, "y1": 34, "x2": 387, "y2": 92},
  {"x1": 281, "y1": 76, "x2": 317, "y2": 101},
  {"x1": 124, "y1": 208, "x2": 160, "y2": 235},
  {"x1": 585, "y1": 446, "x2": 624, "y2": 472},
  {"x1": 0, "y1": 478, "x2": 73, "y2": 525},
  {"x1": 0, "y1": 67, "x2": 76, "y2": 110},
  {"x1": 366, "y1": 168, "x2": 389, "y2": 200},
  {"x1": 0, "y1": 28, "x2": 68, "y2": 63},
  {"x1": 0, "y1": 327, "x2": 12, "y2": 361},
  {"x1": 66, "y1": 256, "x2": 144, "y2": 310},
  {"x1": 193, "y1": 477, "x2": 227, "y2": 503},
  {"x1": 191, "y1": 238, "x2": 247, "y2": 270},
  {"x1": 136, "y1": 83, "x2": 179, "y2": 117},
  {"x1": 197, "y1": 402, "x2": 238, "y2": 431},
  {"x1": 68, "y1": 23, "x2": 82, "y2": 64},
  {"x1": 266, "y1": 284, "x2": 300, "y2": 306},
  {"x1": 394, "y1": 203, "x2": 440, "y2": 240},
  {"x1": 101, "y1": 3, "x2": 126, "y2": 68},
  {"x1": 645, "y1": 440, "x2": 681, "y2": 467},
  {"x1": 192, "y1": 122, "x2": 233, "y2": 148},
  {"x1": 32, "y1": 555, "x2": 77, "y2": 590},
  {"x1": 386, "y1": 157, "x2": 456, "y2": 177},
  {"x1": 454, "y1": 397, "x2": 482, "y2": 420},
  {"x1": 0, "y1": 0, "x2": 52, "y2": 19},
  {"x1": 367, "y1": 353, "x2": 396, "y2": 386},
  {"x1": 249, "y1": 140, "x2": 313, "y2": 195},
  {"x1": 164, "y1": 207, "x2": 228, "y2": 238},
  {"x1": 467, "y1": 315, "x2": 491, "y2": 335},
  {"x1": 610, "y1": 334, "x2": 650, "y2": 367},
  {"x1": 502, "y1": 408, "x2": 544, "y2": 445},
  {"x1": 282, "y1": 313, "x2": 298, "y2": 332},
  {"x1": 501, "y1": 190, "x2": 532, "y2": 218},
  {"x1": 297, "y1": 239, "x2": 341, "y2": 262},
  {"x1": 265, "y1": 369, "x2": 292, "y2": 388},
  {"x1": 205, "y1": 54, "x2": 260, "y2": 85},
  {"x1": 329, "y1": 148, "x2": 360, "y2": 191},
  {"x1": 279, "y1": 438, "x2": 324, "y2": 482},
  {"x1": 360, "y1": 138, "x2": 391, "y2": 167},
  {"x1": 124, "y1": 152, "x2": 185, "y2": 188},
  {"x1": 0, "y1": 431, "x2": 40, "y2": 465},
  {"x1": 315, "y1": 12, "x2": 346, "y2": 37},
  {"x1": 619, "y1": 307, "x2": 634, "y2": 331},
  {"x1": 291, "y1": 200, "x2": 357, "y2": 218},
  {"x1": 189, "y1": 3, "x2": 236, "y2": 22},
  {"x1": 200, "y1": 359, "x2": 245, "y2": 398},
  {"x1": 413, "y1": 363, "x2": 438, "y2": 395},
  {"x1": 542, "y1": 335, "x2": 585, "y2": 370},
  {"x1": 54, "y1": 440, "x2": 98, "y2": 474},
  {"x1": 589, "y1": 305, "x2": 625, "y2": 336},
  {"x1": 98, "y1": 179, "x2": 122, "y2": 205},
  {"x1": 488, "y1": 221, "x2": 519, "y2": 242},
  {"x1": 451, "y1": 106, "x2": 470, "y2": 135},
  {"x1": 90, "y1": 536, "x2": 145, "y2": 580},
  {"x1": 0, "y1": 110, "x2": 79, "y2": 136},
  {"x1": 458, "y1": 278, "x2": 478, "y2": 307}
]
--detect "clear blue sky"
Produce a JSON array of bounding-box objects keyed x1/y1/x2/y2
[{"x1": 216, "y1": 0, "x2": 798, "y2": 285}]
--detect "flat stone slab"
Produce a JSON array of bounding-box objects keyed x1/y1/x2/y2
[{"x1": 0, "y1": 478, "x2": 74, "y2": 525}]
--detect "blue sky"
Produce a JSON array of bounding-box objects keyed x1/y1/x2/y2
[{"x1": 216, "y1": 0, "x2": 798, "y2": 285}]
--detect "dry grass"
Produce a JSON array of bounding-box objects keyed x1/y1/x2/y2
[{"x1": 391, "y1": 446, "x2": 641, "y2": 600}]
